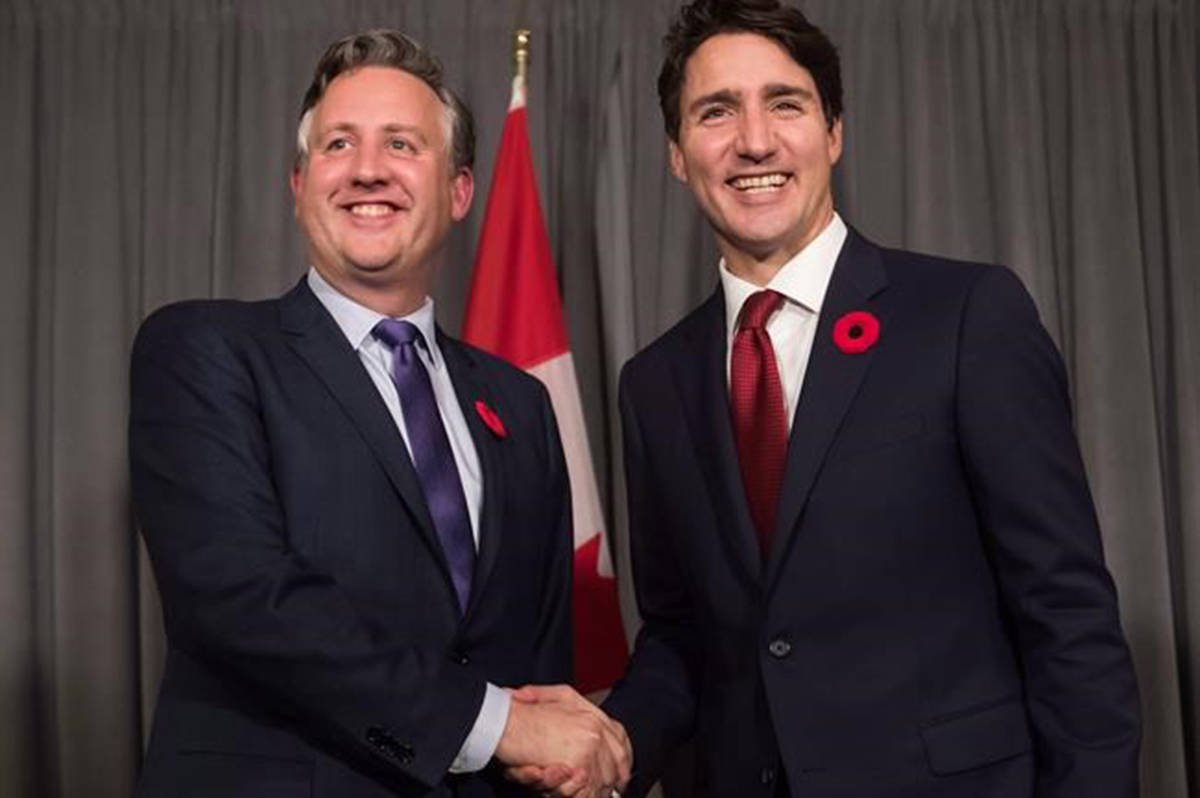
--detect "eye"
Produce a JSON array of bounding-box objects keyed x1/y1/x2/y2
[
  {"x1": 389, "y1": 137, "x2": 413, "y2": 153},
  {"x1": 772, "y1": 99, "x2": 804, "y2": 115},
  {"x1": 325, "y1": 137, "x2": 350, "y2": 152},
  {"x1": 699, "y1": 105, "x2": 731, "y2": 122}
]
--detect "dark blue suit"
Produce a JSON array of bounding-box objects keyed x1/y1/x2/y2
[
  {"x1": 604, "y1": 230, "x2": 1140, "y2": 797},
  {"x1": 130, "y1": 279, "x2": 572, "y2": 797}
]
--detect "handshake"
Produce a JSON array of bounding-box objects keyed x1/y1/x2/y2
[{"x1": 494, "y1": 684, "x2": 632, "y2": 798}]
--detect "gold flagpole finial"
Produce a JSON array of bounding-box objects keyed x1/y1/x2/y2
[{"x1": 514, "y1": 29, "x2": 531, "y2": 81}]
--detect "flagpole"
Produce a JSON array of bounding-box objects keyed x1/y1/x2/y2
[
  {"x1": 514, "y1": 28, "x2": 530, "y2": 83},
  {"x1": 509, "y1": 29, "x2": 530, "y2": 110}
]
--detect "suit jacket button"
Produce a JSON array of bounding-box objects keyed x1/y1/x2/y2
[
  {"x1": 767, "y1": 638, "x2": 791, "y2": 658},
  {"x1": 451, "y1": 650, "x2": 470, "y2": 666},
  {"x1": 760, "y1": 766, "x2": 776, "y2": 784}
]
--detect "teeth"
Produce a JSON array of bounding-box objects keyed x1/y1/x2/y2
[
  {"x1": 730, "y1": 174, "x2": 788, "y2": 191},
  {"x1": 349, "y1": 203, "x2": 395, "y2": 217}
]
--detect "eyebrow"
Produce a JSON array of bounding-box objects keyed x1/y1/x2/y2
[
  {"x1": 317, "y1": 121, "x2": 429, "y2": 145},
  {"x1": 688, "y1": 88, "x2": 739, "y2": 115},
  {"x1": 687, "y1": 83, "x2": 817, "y2": 115},
  {"x1": 763, "y1": 83, "x2": 816, "y2": 103},
  {"x1": 381, "y1": 123, "x2": 429, "y2": 144}
]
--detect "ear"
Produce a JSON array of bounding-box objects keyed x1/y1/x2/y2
[
  {"x1": 827, "y1": 117, "x2": 844, "y2": 166},
  {"x1": 289, "y1": 164, "x2": 304, "y2": 213},
  {"x1": 668, "y1": 139, "x2": 689, "y2": 184},
  {"x1": 449, "y1": 167, "x2": 475, "y2": 222}
]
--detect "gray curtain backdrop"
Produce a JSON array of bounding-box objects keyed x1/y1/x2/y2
[{"x1": 1, "y1": 0, "x2": 1196, "y2": 796}]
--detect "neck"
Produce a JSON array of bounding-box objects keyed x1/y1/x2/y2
[
  {"x1": 721, "y1": 251, "x2": 788, "y2": 287},
  {"x1": 720, "y1": 206, "x2": 835, "y2": 287},
  {"x1": 313, "y1": 264, "x2": 432, "y2": 319}
]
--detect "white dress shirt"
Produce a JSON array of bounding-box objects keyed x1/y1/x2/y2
[
  {"x1": 720, "y1": 213, "x2": 848, "y2": 429},
  {"x1": 308, "y1": 268, "x2": 509, "y2": 774}
]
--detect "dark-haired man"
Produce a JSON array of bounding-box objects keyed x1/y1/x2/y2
[
  {"x1": 131, "y1": 29, "x2": 628, "y2": 798},
  {"x1": 597, "y1": 1, "x2": 1139, "y2": 796}
]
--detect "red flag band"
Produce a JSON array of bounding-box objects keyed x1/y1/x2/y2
[{"x1": 463, "y1": 74, "x2": 628, "y2": 693}]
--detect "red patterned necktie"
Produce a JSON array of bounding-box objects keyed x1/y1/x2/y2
[{"x1": 730, "y1": 290, "x2": 788, "y2": 559}]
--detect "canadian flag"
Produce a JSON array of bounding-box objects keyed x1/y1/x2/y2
[{"x1": 463, "y1": 67, "x2": 628, "y2": 693}]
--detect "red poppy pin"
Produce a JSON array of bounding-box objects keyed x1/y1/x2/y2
[
  {"x1": 475, "y1": 400, "x2": 507, "y2": 439},
  {"x1": 832, "y1": 310, "x2": 881, "y2": 354}
]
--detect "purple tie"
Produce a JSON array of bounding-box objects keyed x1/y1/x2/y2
[{"x1": 373, "y1": 319, "x2": 474, "y2": 613}]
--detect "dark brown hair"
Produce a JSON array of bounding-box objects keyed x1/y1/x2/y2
[{"x1": 658, "y1": 0, "x2": 843, "y2": 140}]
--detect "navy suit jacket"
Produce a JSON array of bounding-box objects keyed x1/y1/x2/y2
[
  {"x1": 130, "y1": 279, "x2": 572, "y2": 798},
  {"x1": 603, "y1": 230, "x2": 1140, "y2": 797}
]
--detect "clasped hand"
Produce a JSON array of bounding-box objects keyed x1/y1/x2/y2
[{"x1": 494, "y1": 684, "x2": 632, "y2": 798}]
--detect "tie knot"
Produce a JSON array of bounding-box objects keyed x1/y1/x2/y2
[
  {"x1": 372, "y1": 318, "x2": 424, "y2": 351},
  {"x1": 738, "y1": 290, "x2": 784, "y2": 331}
]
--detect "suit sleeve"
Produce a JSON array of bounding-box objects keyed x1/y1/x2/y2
[
  {"x1": 955, "y1": 267, "x2": 1141, "y2": 796},
  {"x1": 602, "y1": 363, "x2": 702, "y2": 797},
  {"x1": 129, "y1": 307, "x2": 484, "y2": 788}
]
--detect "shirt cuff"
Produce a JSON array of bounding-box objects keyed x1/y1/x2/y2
[{"x1": 448, "y1": 682, "x2": 511, "y2": 773}]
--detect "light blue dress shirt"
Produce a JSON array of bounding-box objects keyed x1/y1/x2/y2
[{"x1": 308, "y1": 268, "x2": 510, "y2": 773}]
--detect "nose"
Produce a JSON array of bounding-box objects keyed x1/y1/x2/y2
[
  {"x1": 735, "y1": 107, "x2": 775, "y2": 162},
  {"x1": 350, "y1": 144, "x2": 389, "y2": 188}
]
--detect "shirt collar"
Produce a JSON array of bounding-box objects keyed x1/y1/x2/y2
[
  {"x1": 307, "y1": 267, "x2": 442, "y2": 367},
  {"x1": 720, "y1": 212, "x2": 848, "y2": 332}
]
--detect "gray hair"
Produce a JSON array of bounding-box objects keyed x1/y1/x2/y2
[{"x1": 294, "y1": 29, "x2": 475, "y2": 172}]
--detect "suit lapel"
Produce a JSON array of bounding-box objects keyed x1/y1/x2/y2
[
  {"x1": 277, "y1": 281, "x2": 450, "y2": 582},
  {"x1": 765, "y1": 231, "x2": 888, "y2": 590},
  {"x1": 672, "y1": 290, "x2": 763, "y2": 587},
  {"x1": 438, "y1": 333, "x2": 506, "y2": 618}
]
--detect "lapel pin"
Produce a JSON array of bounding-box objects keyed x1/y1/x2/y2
[
  {"x1": 474, "y1": 400, "x2": 507, "y2": 439},
  {"x1": 833, "y1": 310, "x2": 881, "y2": 354}
]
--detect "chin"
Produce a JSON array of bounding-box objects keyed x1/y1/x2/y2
[
  {"x1": 723, "y1": 215, "x2": 795, "y2": 241},
  {"x1": 344, "y1": 253, "x2": 403, "y2": 273},
  {"x1": 730, "y1": 230, "x2": 794, "y2": 254}
]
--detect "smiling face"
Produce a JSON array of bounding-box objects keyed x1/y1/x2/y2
[
  {"x1": 670, "y1": 32, "x2": 842, "y2": 283},
  {"x1": 290, "y1": 65, "x2": 473, "y2": 315}
]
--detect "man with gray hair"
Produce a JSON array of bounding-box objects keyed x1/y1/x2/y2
[{"x1": 131, "y1": 29, "x2": 629, "y2": 798}]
